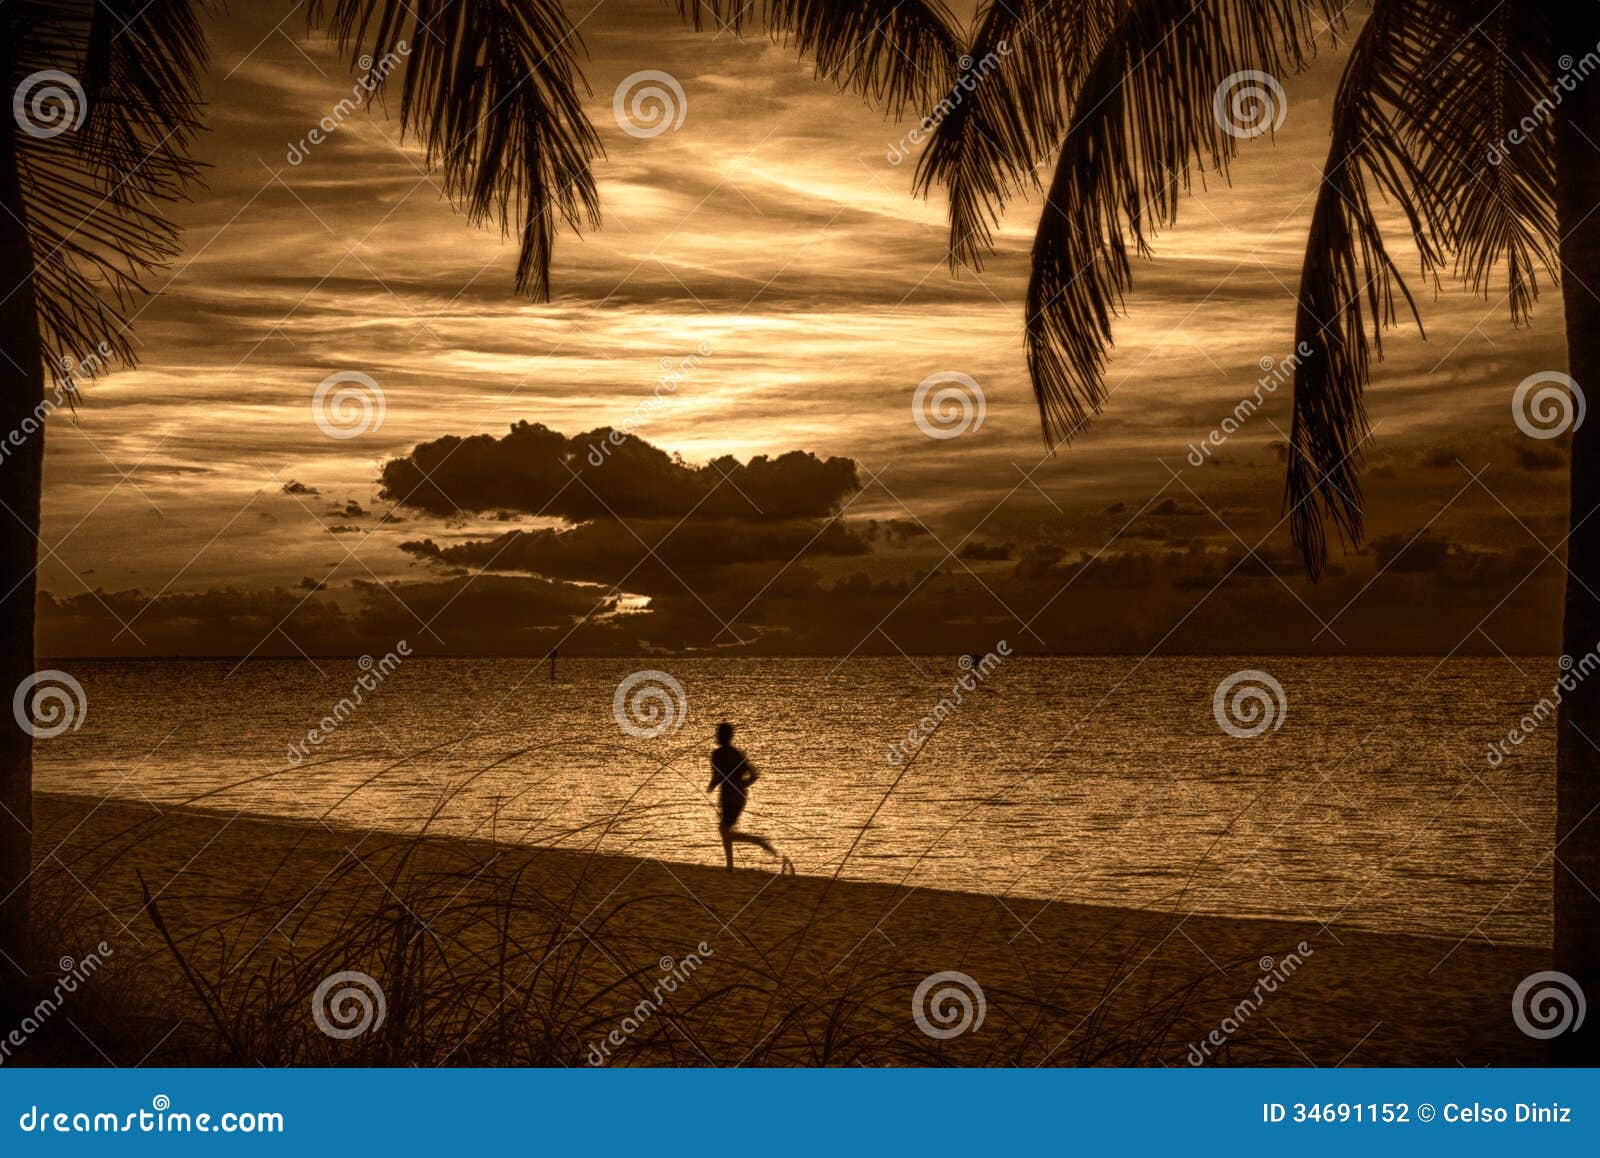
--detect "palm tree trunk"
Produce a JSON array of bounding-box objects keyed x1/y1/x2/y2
[
  {"x1": 1553, "y1": 3, "x2": 1600, "y2": 1067},
  {"x1": 0, "y1": 117, "x2": 42, "y2": 991}
]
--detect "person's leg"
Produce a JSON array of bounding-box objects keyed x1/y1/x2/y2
[
  {"x1": 719, "y1": 824, "x2": 734, "y2": 870},
  {"x1": 729, "y1": 830, "x2": 776, "y2": 856}
]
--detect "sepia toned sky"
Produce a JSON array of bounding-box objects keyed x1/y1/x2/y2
[{"x1": 35, "y1": 0, "x2": 1572, "y2": 658}]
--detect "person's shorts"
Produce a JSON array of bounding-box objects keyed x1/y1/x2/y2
[{"x1": 719, "y1": 789, "x2": 746, "y2": 828}]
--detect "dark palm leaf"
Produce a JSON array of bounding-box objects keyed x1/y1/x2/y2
[
  {"x1": 1287, "y1": 0, "x2": 1556, "y2": 574},
  {"x1": 308, "y1": 0, "x2": 603, "y2": 300},
  {"x1": 670, "y1": 0, "x2": 963, "y2": 116},
  {"x1": 914, "y1": 0, "x2": 1122, "y2": 270},
  {"x1": 1286, "y1": 0, "x2": 1445, "y2": 574},
  {"x1": 8, "y1": 0, "x2": 209, "y2": 385},
  {"x1": 1411, "y1": 2, "x2": 1557, "y2": 322},
  {"x1": 1025, "y1": 0, "x2": 1346, "y2": 445}
]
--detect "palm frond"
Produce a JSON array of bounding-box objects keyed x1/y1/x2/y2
[
  {"x1": 1024, "y1": 0, "x2": 1345, "y2": 445},
  {"x1": 79, "y1": 0, "x2": 209, "y2": 204},
  {"x1": 1286, "y1": 0, "x2": 1555, "y2": 575},
  {"x1": 1412, "y1": 2, "x2": 1557, "y2": 322},
  {"x1": 1286, "y1": 0, "x2": 1449, "y2": 574},
  {"x1": 670, "y1": 0, "x2": 963, "y2": 117},
  {"x1": 7, "y1": 0, "x2": 210, "y2": 384},
  {"x1": 914, "y1": 0, "x2": 1121, "y2": 270},
  {"x1": 308, "y1": 0, "x2": 603, "y2": 300}
]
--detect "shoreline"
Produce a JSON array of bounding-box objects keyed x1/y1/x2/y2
[{"x1": 31, "y1": 792, "x2": 1549, "y2": 1066}]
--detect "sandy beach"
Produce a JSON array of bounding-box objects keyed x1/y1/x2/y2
[{"x1": 28, "y1": 792, "x2": 1547, "y2": 1067}]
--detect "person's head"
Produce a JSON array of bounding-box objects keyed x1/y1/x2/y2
[{"x1": 715, "y1": 721, "x2": 734, "y2": 746}]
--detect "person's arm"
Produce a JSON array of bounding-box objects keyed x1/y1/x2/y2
[{"x1": 707, "y1": 757, "x2": 718, "y2": 793}]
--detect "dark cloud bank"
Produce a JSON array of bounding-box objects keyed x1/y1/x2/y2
[{"x1": 38, "y1": 423, "x2": 1567, "y2": 658}]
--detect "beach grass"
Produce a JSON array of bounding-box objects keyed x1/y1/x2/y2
[{"x1": 9, "y1": 790, "x2": 1546, "y2": 1068}]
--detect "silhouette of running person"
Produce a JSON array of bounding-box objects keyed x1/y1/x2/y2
[{"x1": 707, "y1": 722, "x2": 791, "y2": 873}]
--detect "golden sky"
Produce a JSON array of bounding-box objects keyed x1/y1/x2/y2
[{"x1": 35, "y1": 0, "x2": 1573, "y2": 657}]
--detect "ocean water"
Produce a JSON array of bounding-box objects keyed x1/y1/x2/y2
[{"x1": 31, "y1": 655, "x2": 1556, "y2": 945}]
